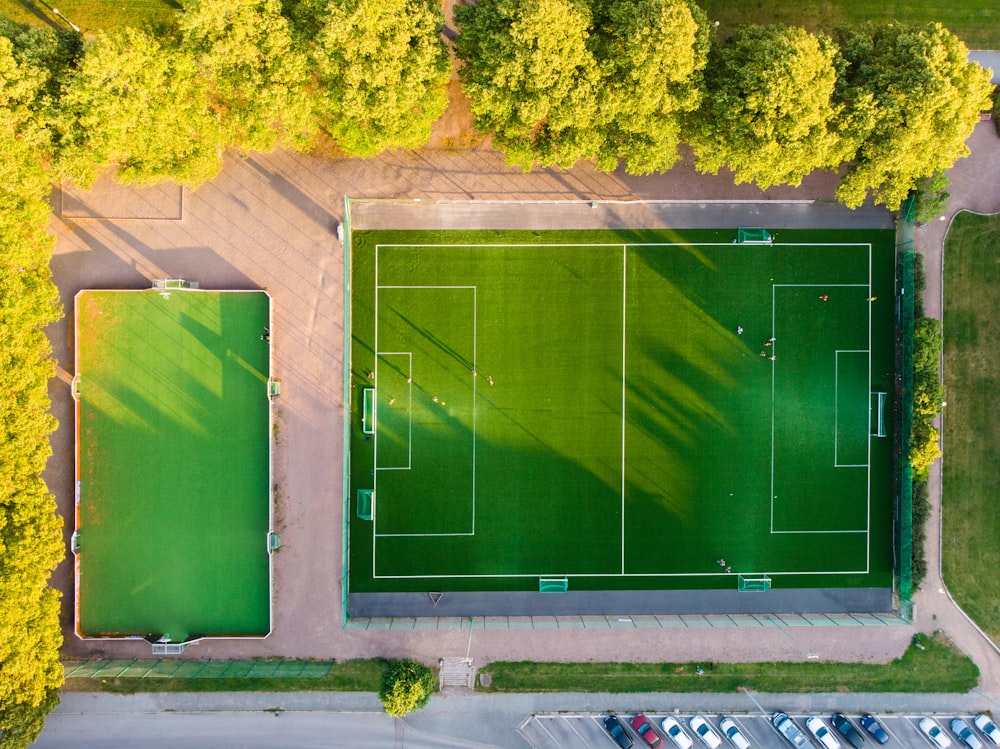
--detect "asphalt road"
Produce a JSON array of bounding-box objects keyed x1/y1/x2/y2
[{"x1": 32, "y1": 711, "x2": 495, "y2": 749}]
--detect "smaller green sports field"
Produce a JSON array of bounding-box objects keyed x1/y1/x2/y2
[
  {"x1": 346, "y1": 228, "x2": 898, "y2": 610},
  {"x1": 73, "y1": 287, "x2": 273, "y2": 641}
]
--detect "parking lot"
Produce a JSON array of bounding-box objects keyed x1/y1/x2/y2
[{"x1": 518, "y1": 712, "x2": 990, "y2": 749}]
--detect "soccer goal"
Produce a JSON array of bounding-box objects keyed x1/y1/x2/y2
[
  {"x1": 738, "y1": 574, "x2": 772, "y2": 592},
  {"x1": 357, "y1": 489, "x2": 373, "y2": 520},
  {"x1": 152, "y1": 278, "x2": 199, "y2": 290},
  {"x1": 539, "y1": 576, "x2": 569, "y2": 592},
  {"x1": 362, "y1": 388, "x2": 375, "y2": 434},
  {"x1": 736, "y1": 228, "x2": 774, "y2": 245},
  {"x1": 870, "y1": 392, "x2": 887, "y2": 437}
]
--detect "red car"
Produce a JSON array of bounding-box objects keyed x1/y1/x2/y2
[{"x1": 632, "y1": 715, "x2": 665, "y2": 748}]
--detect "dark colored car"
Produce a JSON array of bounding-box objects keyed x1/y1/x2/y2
[
  {"x1": 631, "y1": 714, "x2": 665, "y2": 748},
  {"x1": 860, "y1": 715, "x2": 889, "y2": 745},
  {"x1": 605, "y1": 715, "x2": 635, "y2": 749},
  {"x1": 833, "y1": 714, "x2": 866, "y2": 749}
]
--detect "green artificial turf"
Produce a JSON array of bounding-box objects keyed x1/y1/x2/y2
[
  {"x1": 76, "y1": 289, "x2": 271, "y2": 640},
  {"x1": 942, "y1": 211, "x2": 1000, "y2": 644},
  {"x1": 347, "y1": 229, "x2": 896, "y2": 595}
]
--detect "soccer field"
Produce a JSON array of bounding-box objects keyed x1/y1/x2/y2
[
  {"x1": 347, "y1": 229, "x2": 897, "y2": 608},
  {"x1": 74, "y1": 288, "x2": 273, "y2": 641}
]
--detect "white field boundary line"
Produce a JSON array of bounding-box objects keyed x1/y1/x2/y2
[
  {"x1": 770, "y1": 278, "x2": 873, "y2": 547},
  {"x1": 834, "y1": 349, "x2": 871, "y2": 468},
  {"x1": 372, "y1": 351, "x2": 412, "y2": 471},
  {"x1": 621, "y1": 244, "x2": 627, "y2": 575},
  {"x1": 370, "y1": 242, "x2": 875, "y2": 581},
  {"x1": 372, "y1": 283, "x2": 477, "y2": 542}
]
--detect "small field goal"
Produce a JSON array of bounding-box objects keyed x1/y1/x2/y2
[
  {"x1": 871, "y1": 392, "x2": 887, "y2": 437},
  {"x1": 152, "y1": 278, "x2": 199, "y2": 289},
  {"x1": 738, "y1": 574, "x2": 772, "y2": 592},
  {"x1": 362, "y1": 388, "x2": 375, "y2": 434},
  {"x1": 357, "y1": 489, "x2": 373, "y2": 520},
  {"x1": 736, "y1": 227, "x2": 774, "y2": 245},
  {"x1": 539, "y1": 576, "x2": 568, "y2": 592}
]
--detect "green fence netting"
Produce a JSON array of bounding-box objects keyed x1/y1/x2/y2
[
  {"x1": 63, "y1": 660, "x2": 337, "y2": 679},
  {"x1": 896, "y1": 203, "x2": 916, "y2": 603}
]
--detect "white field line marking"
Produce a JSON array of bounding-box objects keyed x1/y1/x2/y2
[
  {"x1": 834, "y1": 350, "x2": 871, "y2": 468},
  {"x1": 373, "y1": 351, "x2": 412, "y2": 471},
  {"x1": 373, "y1": 286, "x2": 477, "y2": 541},
  {"x1": 373, "y1": 567, "x2": 868, "y2": 579},
  {"x1": 867, "y1": 241, "x2": 873, "y2": 573},
  {"x1": 621, "y1": 244, "x2": 627, "y2": 575},
  {"x1": 770, "y1": 281, "x2": 873, "y2": 541},
  {"x1": 375, "y1": 242, "x2": 875, "y2": 249}
]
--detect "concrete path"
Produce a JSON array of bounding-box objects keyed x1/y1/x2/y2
[
  {"x1": 969, "y1": 51, "x2": 1000, "y2": 83},
  {"x1": 909, "y1": 121, "x2": 1000, "y2": 697}
]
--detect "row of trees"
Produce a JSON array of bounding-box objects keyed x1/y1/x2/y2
[
  {"x1": 0, "y1": 26, "x2": 65, "y2": 749},
  {"x1": 1, "y1": 0, "x2": 993, "y2": 206},
  {"x1": 456, "y1": 0, "x2": 994, "y2": 209}
]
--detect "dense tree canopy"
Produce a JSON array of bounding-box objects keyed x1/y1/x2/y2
[
  {"x1": 0, "y1": 29, "x2": 65, "y2": 749},
  {"x1": 590, "y1": 0, "x2": 710, "y2": 173},
  {"x1": 688, "y1": 25, "x2": 848, "y2": 189},
  {"x1": 834, "y1": 22, "x2": 993, "y2": 209},
  {"x1": 378, "y1": 660, "x2": 436, "y2": 718},
  {"x1": 302, "y1": 0, "x2": 450, "y2": 156},
  {"x1": 57, "y1": 28, "x2": 223, "y2": 187},
  {"x1": 455, "y1": 0, "x2": 603, "y2": 169},
  {"x1": 180, "y1": 0, "x2": 316, "y2": 153}
]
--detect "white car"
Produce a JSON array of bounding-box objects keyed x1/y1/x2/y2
[
  {"x1": 662, "y1": 717, "x2": 694, "y2": 749},
  {"x1": 952, "y1": 719, "x2": 983, "y2": 749},
  {"x1": 689, "y1": 716, "x2": 722, "y2": 749},
  {"x1": 806, "y1": 717, "x2": 842, "y2": 749},
  {"x1": 921, "y1": 718, "x2": 954, "y2": 748},
  {"x1": 720, "y1": 717, "x2": 752, "y2": 749},
  {"x1": 975, "y1": 715, "x2": 1000, "y2": 748}
]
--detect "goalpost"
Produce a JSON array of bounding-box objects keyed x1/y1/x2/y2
[
  {"x1": 738, "y1": 574, "x2": 772, "y2": 591},
  {"x1": 871, "y1": 392, "x2": 887, "y2": 437},
  {"x1": 736, "y1": 227, "x2": 774, "y2": 245}
]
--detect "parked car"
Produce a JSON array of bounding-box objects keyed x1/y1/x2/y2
[
  {"x1": 773, "y1": 712, "x2": 810, "y2": 748},
  {"x1": 604, "y1": 715, "x2": 634, "y2": 749},
  {"x1": 807, "y1": 717, "x2": 842, "y2": 749},
  {"x1": 720, "y1": 717, "x2": 752, "y2": 749},
  {"x1": 974, "y1": 715, "x2": 1000, "y2": 747},
  {"x1": 952, "y1": 719, "x2": 983, "y2": 749},
  {"x1": 860, "y1": 715, "x2": 889, "y2": 745},
  {"x1": 690, "y1": 716, "x2": 722, "y2": 749},
  {"x1": 662, "y1": 716, "x2": 694, "y2": 749},
  {"x1": 832, "y1": 714, "x2": 865, "y2": 749},
  {"x1": 631, "y1": 714, "x2": 664, "y2": 748},
  {"x1": 920, "y1": 718, "x2": 953, "y2": 748}
]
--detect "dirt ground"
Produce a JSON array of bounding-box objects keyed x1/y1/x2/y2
[{"x1": 43, "y1": 120, "x2": 999, "y2": 681}]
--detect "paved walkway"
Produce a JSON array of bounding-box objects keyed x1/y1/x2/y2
[
  {"x1": 45, "y1": 113, "x2": 1000, "y2": 697},
  {"x1": 909, "y1": 121, "x2": 1000, "y2": 696}
]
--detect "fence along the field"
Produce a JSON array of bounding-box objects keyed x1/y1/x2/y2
[
  {"x1": 64, "y1": 659, "x2": 337, "y2": 679},
  {"x1": 896, "y1": 203, "x2": 916, "y2": 603}
]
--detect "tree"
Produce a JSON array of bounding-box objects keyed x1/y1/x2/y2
[
  {"x1": 589, "y1": 0, "x2": 710, "y2": 174},
  {"x1": 455, "y1": 0, "x2": 603, "y2": 169},
  {"x1": 687, "y1": 25, "x2": 848, "y2": 189},
  {"x1": 300, "y1": 0, "x2": 450, "y2": 157},
  {"x1": 378, "y1": 660, "x2": 436, "y2": 718},
  {"x1": 834, "y1": 22, "x2": 994, "y2": 210},
  {"x1": 56, "y1": 28, "x2": 223, "y2": 188},
  {"x1": 180, "y1": 0, "x2": 317, "y2": 153},
  {"x1": 0, "y1": 34, "x2": 65, "y2": 749}
]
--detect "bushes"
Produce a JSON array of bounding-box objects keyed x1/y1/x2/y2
[{"x1": 378, "y1": 660, "x2": 436, "y2": 718}]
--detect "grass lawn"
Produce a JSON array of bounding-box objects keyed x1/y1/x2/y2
[
  {"x1": 478, "y1": 632, "x2": 977, "y2": 693},
  {"x1": 699, "y1": 0, "x2": 1000, "y2": 49},
  {"x1": 942, "y1": 211, "x2": 1000, "y2": 644},
  {"x1": 349, "y1": 229, "x2": 896, "y2": 599},
  {"x1": 0, "y1": 0, "x2": 179, "y2": 34},
  {"x1": 62, "y1": 659, "x2": 387, "y2": 694}
]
